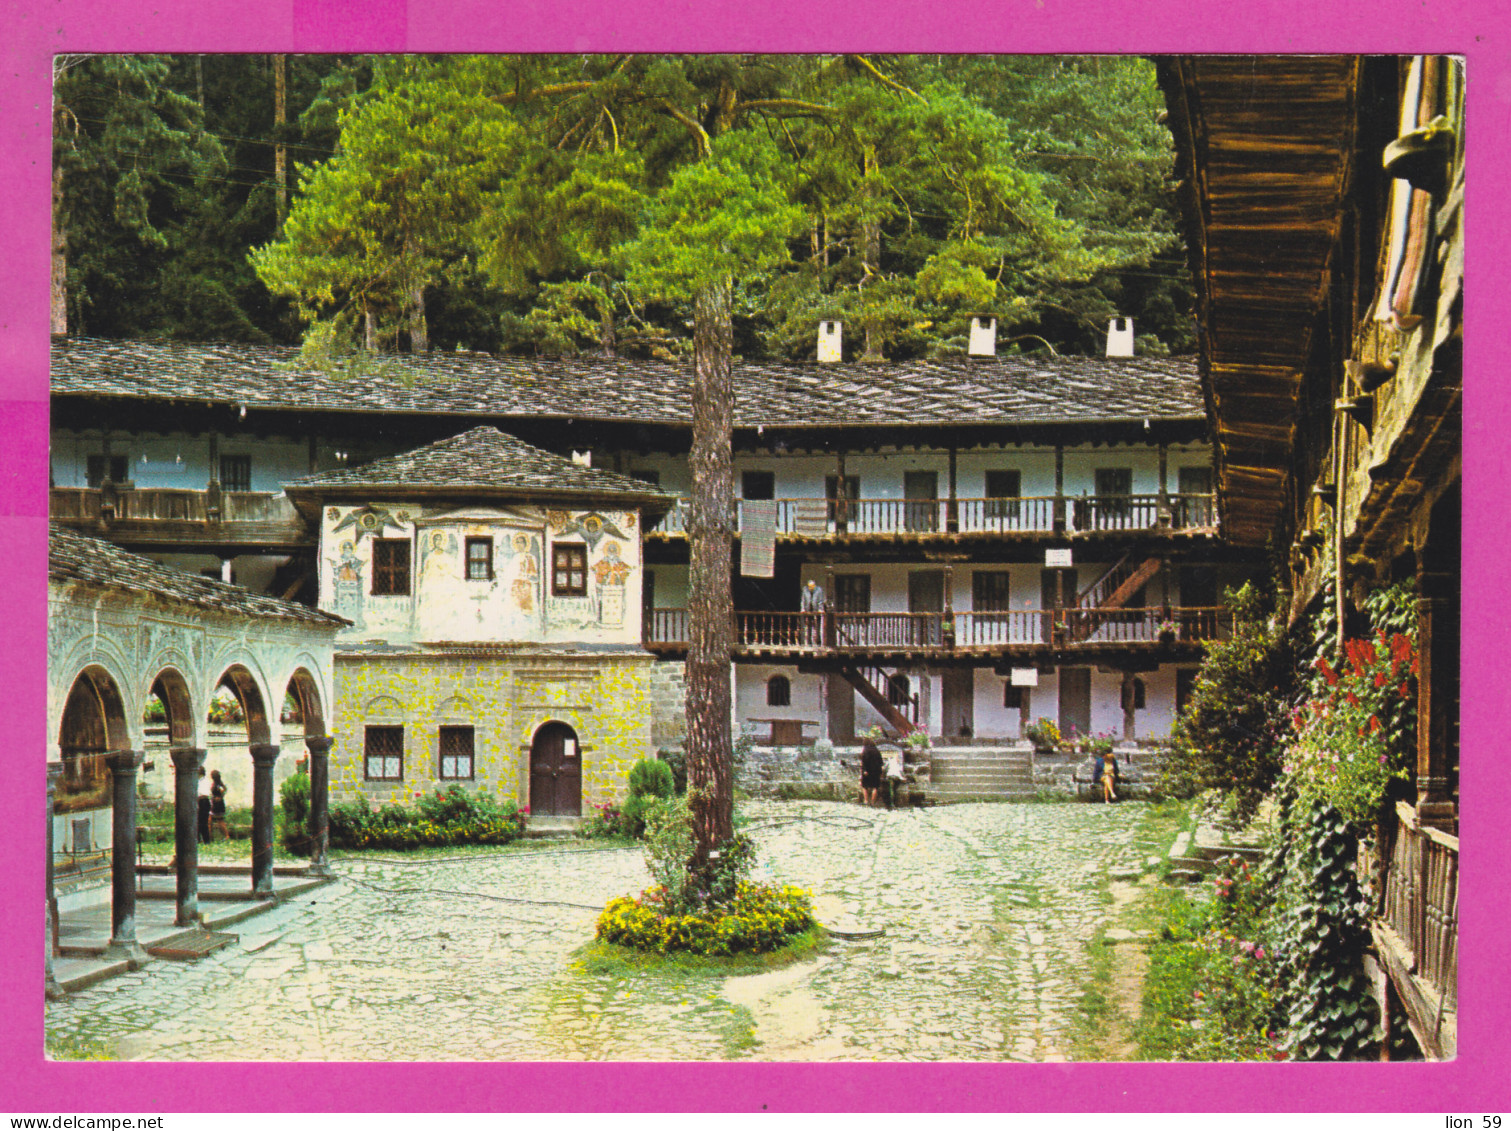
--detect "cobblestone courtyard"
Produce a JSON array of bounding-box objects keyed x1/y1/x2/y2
[{"x1": 45, "y1": 800, "x2": 1185, "y2": 1062}]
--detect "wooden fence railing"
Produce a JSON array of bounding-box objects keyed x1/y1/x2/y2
[
  {"x1": 50, "y1": 487, "x2": 300, "y2": 527},
  {"x1": 645, "y1": 606, "x2": 1233, "y2": 650},
  {"x1": 1382, "y1": 801, "x2": 1458, "y2": 1015},
  {"x1": 647, "y1": 492, "x2": 1218, "y2": 538}
]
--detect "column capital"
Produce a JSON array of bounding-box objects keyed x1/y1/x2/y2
[
  {"x1": 105, "y1": 750, "x2": 144, "y2": 775},
  {"x1": 304, "y1": 735, "x2": 334, "y2": 755},
  {"x1": 169, "y1": 746, "x2": 207, "y2": 771},
  {"x1": 250, "y1": 743, "x2": 282, "y2": 767}
]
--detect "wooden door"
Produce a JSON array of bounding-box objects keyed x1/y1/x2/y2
[
  {"x1": 909, "y1": 570, "x2": 944, "y2": 646},
  {"x1": 904, "y1": 471, "x2": 939, "y2": 532},
  {"x1": 941, "y1": 668, "x2": 974, "y2": 739},
  {"x1": 1058, "y1": 667, "x2": 1092, "y2": 741},
  {"x1": 529, "y1": 721, "x2": 582, "y2": 817}
]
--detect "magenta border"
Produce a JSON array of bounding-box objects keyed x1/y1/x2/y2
[{"x1": 3, "y1": 0, "x2": 1507, "y2": 1112}]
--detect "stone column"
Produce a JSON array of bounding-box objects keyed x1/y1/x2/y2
[
  {"x1": 46, "y1": 763, "x2": 64, "y2": 1000},
  {"x1": 170, "y1": 747, "x2": 206, "y2": 926},
  {"x1": 305, "y1": 736, "x2": 333, "y2": 875},
  {"x1": 250, "y1": 743, "x2": 281, "y2": 897},
  {"x1": 105, "y1": 750, "x2": 147, "y2": 966}
]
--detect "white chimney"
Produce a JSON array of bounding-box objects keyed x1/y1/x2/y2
[
  {"x1": 817, "y1": 321, "x2": 843, "y2": 363},
  {"x1": 571, "y1": 450, "x2": 592, "y2": 467},
  {"x1": 968, "y1": 316, "x2": 997, "y2": 357},
  {"x1": 1106, "y1": 317, "x2": 1135, "y2": 357}
]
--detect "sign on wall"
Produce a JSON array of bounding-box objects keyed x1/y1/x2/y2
[
  {"x1": 1045, "y1": 548, "x2": 1073, "y2": 567},
  {"x1": 1010, "y1": 668, "x2": 1039, "y2": 687}
]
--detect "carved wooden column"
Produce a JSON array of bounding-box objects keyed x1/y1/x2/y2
[
  {"x1": 1121, "y1": 672, "x2": 1136, "y2": 740},
  {"x1": 46, "y1": 763, "x2": 64, "y2": 999},
  {"x1": 250, "y1": 743, "x2": 281, "y2": 897},
  {"x1": 1053, "y1": 444, "x2": 1066, "y2": 534},
  {"x1": 1415, "y1": 563, "x2": 1458, "y2": 830},
  {"x1": 305, "y1": 735, "x2": 333, "y2": 874},
  {"x1": 105, "y1": 750, "x2": 147, "y2": 966},
  {"x1": 1157, "y1": 442, "x2": 1172, "y2": 528},
  {"x1": 946, "y1": 446, "x2": 959, "y2": 533},
  {"x1": 170, "y1": 747, "x2": 206, "y2": 925}
]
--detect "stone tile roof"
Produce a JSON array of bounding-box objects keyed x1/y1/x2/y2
[
  {"x1": 289, "y1": 426, "x2": 672, "y2": 501},
  {"x1": 49, "y1": 524, "x2": 348, "y2": 627},
  {"x1": 51, "y1": 337, "x2": 1205, "y2": 427}
]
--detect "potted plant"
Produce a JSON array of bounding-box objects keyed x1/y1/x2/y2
[
  {"x1": 1158, "y1": 618, "x2": 1179, "y2": 643},
  {"x1": 1024, "y1": 717, "x2": 1062, "y2": 753}
]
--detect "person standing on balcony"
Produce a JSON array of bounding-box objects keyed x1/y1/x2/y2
[{"x1": 801, "y1": 580, "x2": 825, "y2": 611}]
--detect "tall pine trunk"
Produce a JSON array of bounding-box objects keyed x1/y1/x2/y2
[
  {"x1": 685, "y1": 277, "x2": 735, "y2": 880},
  {"x1": 273, "y1": 54, "x2": 288, "y2": 228},
  {"x1": 51, "y1": 163, "x2": 67, "y2": 336}
]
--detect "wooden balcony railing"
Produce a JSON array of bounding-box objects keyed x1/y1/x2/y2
[
  {"x1": 646, "y1": 606, "x2": 1233, "y2": 651},
  {"x1": 51, "y1": 487, "x2": 302, "y2": 534},
  {"x1": 648, "y1": 493, "x2": 1218, "y2": 538},
  {"x1": 1379, "y1": 801, "x2": 1458, "y2": 1037}
]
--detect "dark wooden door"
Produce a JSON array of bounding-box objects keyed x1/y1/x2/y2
[
  {"x1": 942, "y1": 668, "x2": 974, "y2": 739},
  {"x1": 904, "y1": 471, "x2": 939, "y2": 532},
  {"x1": 530, "y1": 722, "x2": 582, "y2": 817},
  {"x1": 909, "y1": 570, "x2": 944, "y2": 646},
  {"x1": 1058, "y1": 667, "x2": 1092, "y2": 741}
]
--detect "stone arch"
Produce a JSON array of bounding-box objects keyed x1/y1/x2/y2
[
  {"x1": 283, "y1": 666, "x2": 327, "y2": 738},
  {"x1": 147, "y1": 666, "x2": 198, "y2": 747},
  {"x1": 56, "y1": 665, "x2": 131, "y2": 815},
  {"x1": 212, "y1": 663, "x2": 273, "y2": 746},
  {"x1": 365, "y1": 694, "x2": 404, "y2": 715}
]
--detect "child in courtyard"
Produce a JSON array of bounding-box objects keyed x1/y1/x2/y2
[{"x1": 1101, "y1": 752, "x2": 1119, "y2": 803}]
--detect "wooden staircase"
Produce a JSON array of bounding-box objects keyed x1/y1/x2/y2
[
  {"x1": 839, "y1": 663, "x2": 921, "y2": 736},
  {"x1": 1065, "y1": 554, "x2": 1165, "y2": 642}
]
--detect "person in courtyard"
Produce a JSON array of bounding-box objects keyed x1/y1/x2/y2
[
  {"x1": 800, "y1": 579, "x2": 825, "y2": 611},
  {"x1": 196, "y1": 767, "x2": 212, "y2": 843},
  {"x1": 883, "y1": 745, "x2": 905, "y2": 810},
  {"x1": 209, "y1": 769, "x2": 228, "y2": 840},
  {"x1": 1101, "y1": 752, "x2": 1119, "y2": 803},
  {"x1": 859, "y1": 737, "x2": 883, "y2": 806},
  {"x1": 1091, "y1": 751, "x2": 1105, "y2": 798}
]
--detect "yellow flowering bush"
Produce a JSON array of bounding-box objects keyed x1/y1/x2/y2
[{"x1": 596, "y1": 881, "x2": 817, "y2": 956}]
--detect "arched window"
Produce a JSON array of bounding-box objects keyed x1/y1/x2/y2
[
  {"x1": 887, "y1": 674, "x2": 911, "y2": 706},
  {"x1": 766, "y1": 675, "x2": 791, "y2": 707}
]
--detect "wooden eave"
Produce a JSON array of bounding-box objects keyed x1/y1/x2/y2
[{"x1": 1159, "y1": 55, "x2": 1360, "y2": 546}]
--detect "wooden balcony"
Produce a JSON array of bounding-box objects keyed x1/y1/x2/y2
[
  {"x1": 1373, "y1": 802, "x2": 1458, "y2": 1059},
  {"x1": 648, "y1": 493, "x2": 1218, "y2": 540},
  {"x1": 50, "y1": 487, "x2": 311, "y2": 550},
  {"x1": 645, "y1": 605, "x2": 1232, "y2": 658}
]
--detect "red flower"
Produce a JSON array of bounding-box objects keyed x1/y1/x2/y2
[
  {"x1": 1369, "y1": 716, "x2": 1383, "y2": 734},
  {"x1": 1315, "y1": 657, "x2": 1340, "y2": 686}
]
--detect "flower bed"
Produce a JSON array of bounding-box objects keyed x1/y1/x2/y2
[{"x1": 596, "y1": 881, "x2": 817, "y2": 956}]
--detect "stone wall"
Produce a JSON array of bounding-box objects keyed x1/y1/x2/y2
[
  {"x1": 734, "y1": 739, "x2": 857, "y2": 799},
  {"x1": 1030, "y1": 745, "x2": 1167, "y2": 799},
  {"x1": 647, "y1": 659, "x2": 686, "y2": 749},
  {"x1": 332, "y1": 648, "x2": 656, "y2": 812}
]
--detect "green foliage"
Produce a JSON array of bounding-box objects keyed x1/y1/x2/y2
[
  {"x1": 595, "y1": 881, "x2": 817, "y2": 956},
  {"x1": 621, "y1": 757, "x2": 678, "y2": 835},
  {"x1": 327, "y1": 786, "x2": 526, "y2": 850},
  {"x1": 639, "y1": 795, "x2": 699, "y2": 912},
  {"x1": 658, "y1": 747, "x2": 688, "y2": 794},
  {"x1": 1268, "y1": 798, "x2": 1378, "y2": 1061},
  {"x1": 578, "y1": 801, "x2": 636, "y2": 840},
  {"x1": 279, "y1": 772, "x2": 310, "y2": 852},
  {"x1": 1137, "y1": 862, "x2": 1286, "y2": 1061},
  {"x1": 1162, "y1": 583, "x2": 1294, "y2": 824}
]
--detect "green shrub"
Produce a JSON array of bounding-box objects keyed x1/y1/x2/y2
[
  {"x1": 596, "y1": 881, "x2": 817, "y2": 956},
  {"x1": 279, "y1": 772, "x2": 312, "y2": 854},
  {"x1": 580, "y1": 801, "x2": 637, "y2": 839},
  {"x1": 657, "y1": 747, "x2": 687, "y2": 794},
  {"x1": 327, "y1": 786, "x2": 526, "y2": 850},
  {"x1": 618, "y1": 758, "x2": 677, "y2": 835}
]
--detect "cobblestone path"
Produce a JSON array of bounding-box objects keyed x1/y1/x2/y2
[{"x1": 45, "y1": 800, "x2": 1182, "y2": 1062}]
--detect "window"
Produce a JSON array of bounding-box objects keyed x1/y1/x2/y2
[
  {"x1": 972, "y1": 571, "x2": 1013, "y2": 612},
  {"x1": 552, "y1": 543, "x2": 588, "y2": 596},
  {"x1": 220, "y1": 455, "x2": 252, "y2": 492},
  {"x1": 741, "y1": 470, "x2": 775, "y2": 500},
  {"x1": 887, "y1": 673, "x2": 911, "y2": 707},
  {"x1": 364, "y1": 726, "x2": 403, "y2": 781},
  {"x1": 766, "y1": 675, "x2": 791, "y2": 707},
  {"x1": 465, "y1": 537, "x2": 494, "y2": 581},
  {"x1": 371, "y1": 538, "x2": 411, "y2": 596},
  {"x1": 86, "y1": 455, "x2": 128, "y2": 487},
  {"x1": 1094, "y1": 468, "x2": 1133, "y2": 521},
  {"x1": 439, "y1": 725, "x2": 475, "y2": 780},
  {"x1": 984, "y1": 469, "x2": 1022, "y2": 522},
  {"x1": 1004, "y1": 684, "x2": 1029, "y2": 710},
  {"x1": 1133, "y1": 678, "x2": 1147, "y2": 710}
]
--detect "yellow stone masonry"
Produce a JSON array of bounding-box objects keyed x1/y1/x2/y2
[{"x1": 331, "y1": 650, "x2": 656, "y2": 812}]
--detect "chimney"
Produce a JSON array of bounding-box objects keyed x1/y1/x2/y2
[
  {"x1": 571, "y1": 450, "x2": 592, "y2": 467},
  {"x1": 817, "y1": 321, "x2": 843, "y2": 364},
  {"x1": 1106, "y1": 317, "x2": 1134, "y2": 358},
  {"x1": 967, "y1": 316, "x2": 997, "y2": 357}
]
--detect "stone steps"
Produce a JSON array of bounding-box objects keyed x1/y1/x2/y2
[{"x1": 926, "y1": 748, "x2": 1036, "y2": 801}]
